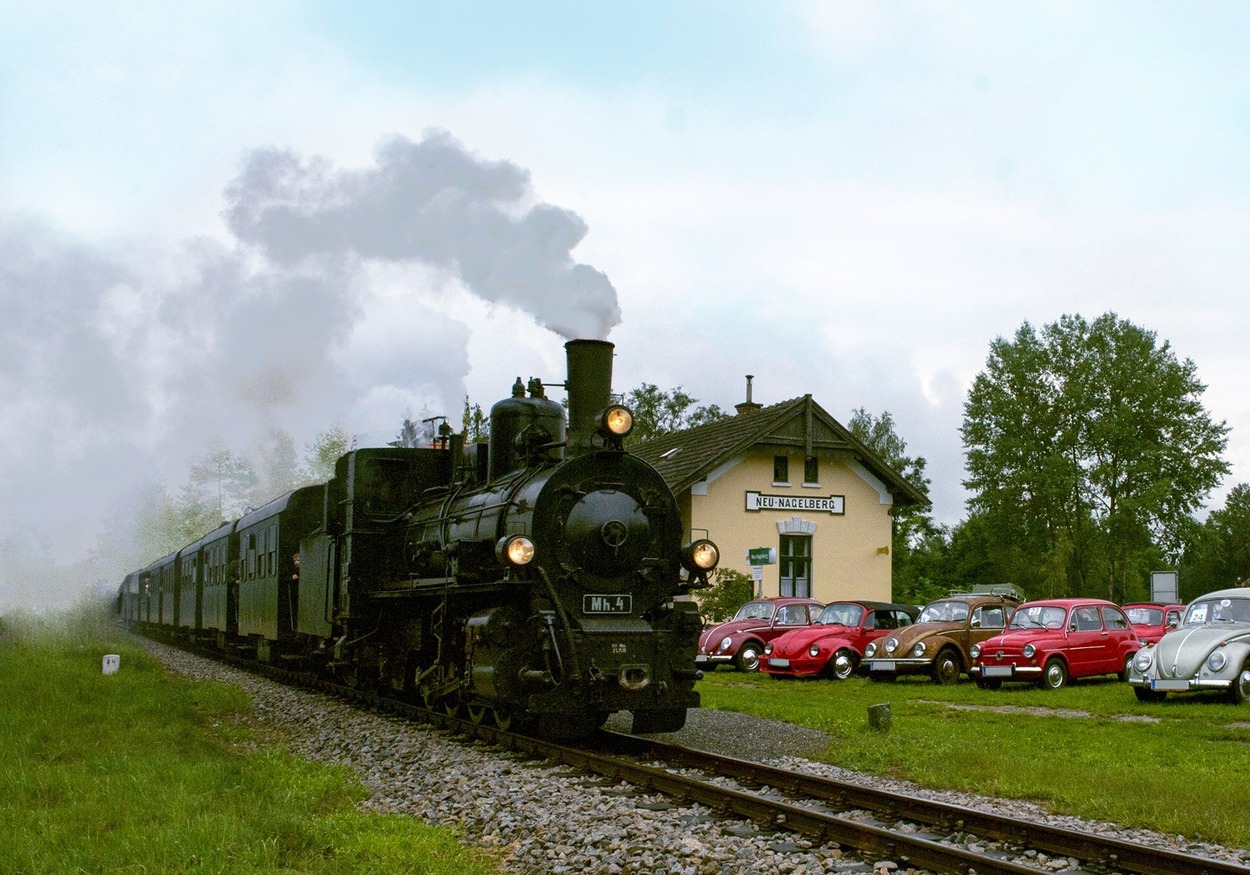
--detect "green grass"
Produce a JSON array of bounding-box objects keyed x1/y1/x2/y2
[
  {"x1": 0, "y1": 604, "x2": 500, "y2": 875},
  {"x1": 699, "y1": 668, "x2": 1250, "y2": 848}
]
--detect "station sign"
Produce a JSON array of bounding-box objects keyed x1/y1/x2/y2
[
  {"x1": 747, "y1": 547, "x2": 777, "y2": 566},
  {"x1": 745, "y1": 491, "x2": 845, "y2": 514}
]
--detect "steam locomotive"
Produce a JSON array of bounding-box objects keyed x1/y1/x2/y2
[{"x1": 117, "y1": 340, "x2": 719, "y2": 739}]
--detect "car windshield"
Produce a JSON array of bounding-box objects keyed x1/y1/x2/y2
[
  {"x1": 918, "y1": 600, "x2": 970, "y2": 623},
  {"x1": 1185, "y1": 597, "x2": 1250, "y2": 625},
  {"x1": 817, "y1": 603, "x2": 865, "y2": 626},
  {"x1": 733, "y1": 602, "x2": 776, "y2": 622},
  {"x1": 1126, "y1": 607, "x2": 1164, "y2": 626},
  {"x1": 1008, "y1": 605, "x2": 1066, "y2": 630}
]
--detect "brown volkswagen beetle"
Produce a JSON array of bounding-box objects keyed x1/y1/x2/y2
[{"x1": 864, "y1": 587, "x2": 1022, "y2": 685}]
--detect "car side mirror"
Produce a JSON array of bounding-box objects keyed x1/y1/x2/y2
[
  {"x1": 970, "y1": 617, "x2": 981, "y2": 628},
  {"x1": 1069, "y1": 623, "x2": 1078, "y2": 632}
]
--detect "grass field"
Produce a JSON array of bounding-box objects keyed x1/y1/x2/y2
[
  {"x1": 698, "y1": 666, "x2": 1250, "y2": 848},
  {"x1": 0, "y1": 603, "x2": 501, "y2": 875}
]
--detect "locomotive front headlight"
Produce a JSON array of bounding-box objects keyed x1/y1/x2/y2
[
  {"x1": 601, "y1": 405, "x2": 634, "y2": 437},
  {"x1": 681, "y1": 539, "x2": 720, "y2": 574},
  {"x1": 495, "y1": 535, "x2": 535, "y2": 567}
]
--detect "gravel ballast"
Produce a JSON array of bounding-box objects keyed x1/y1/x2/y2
[{"x1": 140, "y1": 640, "x2": 1249, "y2": 874}]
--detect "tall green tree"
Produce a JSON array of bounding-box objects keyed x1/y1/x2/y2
[
  {"x1": 847, "y1": 408, "x2": 943, "y2": 603},
  {"x1": 624, "y1": 383, "x2": 727, "y2": 446},
  {"x1": 1180, "y1": 484, "x2": 1250, "y2": 596},
  {"x1": 462, "y1": 396, "x2": 489, "y2": 442},
  {"x1": 302, "y1": 424, "x2": 352, "y2": 483},
  {"x1": 962, "y1": 312, "x2": 1228, "y2": 602}
]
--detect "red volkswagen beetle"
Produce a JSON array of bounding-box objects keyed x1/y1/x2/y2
[
  {"x1": 761, "y1": 600, "x2": 919, "y2": 680},
  {"x1": 695, "y1": 597, "x2": 824, "y2": 671},
  {"x1": 970, "y1": 598, "x2": 1140, "y2": 690}
]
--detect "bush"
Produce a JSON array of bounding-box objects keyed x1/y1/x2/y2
[{"x1": 695, "y1": 568, "x2": 755, "y2": 624}]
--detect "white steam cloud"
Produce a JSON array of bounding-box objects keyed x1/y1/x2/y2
[{"x1": 0, "y1": 129, "x2": 620, "y2": 611}]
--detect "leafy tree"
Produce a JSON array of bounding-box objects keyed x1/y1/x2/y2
[
  {"x1": 1180, "y1": 484, "x2": 1250, "y2": 596},
  {"x1": 624, "y1": 383, "x2": 727, "y2": 446},
  {"x1": 962, "y1": 312, "x2": 1228, "y2": 602},
  {"x1": 302, "y1": 424, "x2": 352, "y2": 483},
  {"x1": 390, "y1": 417, "x2": 423, "y2": 448},
  {"x1": 462, "y1": 396, "x2": 489, "y2": 442},
  {"x1": 847, "y1": 408, "x2": 943, "y2": 603},
  {"x1": 694, "y1": 568, "x2": 755, "y2": 624},
  {"x1": 182, "y1": 440, "x2": 260, "y2": 525}
]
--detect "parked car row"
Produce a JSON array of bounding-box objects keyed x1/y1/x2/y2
[{"x1": 697, "y1": 588, "x2": 1250, "y2": 703}]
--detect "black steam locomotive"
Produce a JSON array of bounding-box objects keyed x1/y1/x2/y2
[{"x1": 118, "y1": 340, "x2": 719, "y2": 739}]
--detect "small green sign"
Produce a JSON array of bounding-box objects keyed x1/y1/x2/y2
[{"x1": 747, "y1": 547, "x2": 776, "y2": 565}]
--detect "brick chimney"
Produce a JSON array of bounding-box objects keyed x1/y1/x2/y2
[{"x1": 735, "y1": 374, "x2": 763, "y2": 415}]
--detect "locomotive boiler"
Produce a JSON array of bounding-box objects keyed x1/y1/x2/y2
[{"x1": 120, "y1": 340, "x2": 719, "y2": 740}]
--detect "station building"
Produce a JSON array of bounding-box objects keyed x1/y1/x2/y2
[{"x1": 633, "y1": 384, "x2": 928, "y2": 604}]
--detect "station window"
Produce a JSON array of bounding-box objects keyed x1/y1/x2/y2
[
  {"x1": 779, "y1": 534, "x2": 811, "y2": 598},
  {"x1": 773, "y1": 455, "x2": 789, "y2": 484}
]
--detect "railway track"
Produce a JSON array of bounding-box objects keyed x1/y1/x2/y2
[{"x1": 145, "y1": 629, "x2": 1250, "y2": 875}]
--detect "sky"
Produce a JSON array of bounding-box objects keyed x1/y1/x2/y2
[{"x1": 3, "y1": 1, "x2": 1250, "y2": 610}]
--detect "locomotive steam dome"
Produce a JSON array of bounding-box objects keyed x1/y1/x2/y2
[{"x1": 563, "y1": 489, "x2": 652, "y2": 577}]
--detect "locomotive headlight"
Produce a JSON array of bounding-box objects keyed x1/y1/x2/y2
[
  {"x1": 601, "y1": 405, "x2": 633, "y2": 437},
  {"x1": 681, "y1": 539, "x2": 720, "y2": 574},
  {"x1": 495, "y1": 535, "x2": 535, "y2": 567}
]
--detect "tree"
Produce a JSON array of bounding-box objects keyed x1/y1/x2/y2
[
  {"x1": 694, "y1": 568, "x2": 755, "y2": 624},
  {"x1": 255, "y1": 428, "x2": 302, "y2": 499},
  {"x1": 182, "y1": 440, "x2": 260, "y2": 525},
  {"x1": 847, "y1": 408, "x2": 942, "y2": 603},
  {"x1": 1180, "y1": 484, "x2": 1250, "y2": 596},
  {"x1": 462, "y1": 396, "x2": 489, "y2": 442},
  {"x1": 624, "y1": 383, "x2": 727, "y2": 446},
  {"x1": 303, "y1": 424, "x2": 352, "y2": 483},
  {"x1": 962, "y1": 312, "x2": 1228, "y2": 602}
]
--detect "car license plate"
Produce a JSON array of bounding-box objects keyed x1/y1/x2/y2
[
  {"x1": 583, "y1": 594, "x2": 632, "y2": 614},
  {"x1": 868, "y1": 661, "x2": 895, "y2": 671},
  {"x1": 983, "y1": 666, "x2": 1013, "y2": 678},
  {"x1": 768, "y1": 658, "x2": 790, "y2": 668},
  {"x1": 1152, "y1": 679, "x2": 1189, "y2": 691}
]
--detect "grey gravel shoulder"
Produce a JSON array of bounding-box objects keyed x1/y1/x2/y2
[{"x1": 138, "y1": 639, "x2": 1250, "y2": 874}]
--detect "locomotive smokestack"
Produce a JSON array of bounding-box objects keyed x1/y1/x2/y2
[{"x1": 565, "y1": 339, "x2": 614, "y2": 456}]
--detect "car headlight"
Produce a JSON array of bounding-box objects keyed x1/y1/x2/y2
[
  {"x1": 970, "y1": 644, "x2": 981, "y2": 659},
  {"x1": 1023, "y1": 644, "x2": 1036, "y2": 659},
  {"x1": 763, "y1": 642, "x2": 773, "y2": 655},
  {"x1": 885, "y1": 638, "x2": 898, "y2": 654},
  {"x1": 719, "y1": 636, "x2": 733, "y2": 652},
  {"x1": 809, "y1": 643, "x2": 821, "y2": 658},
  {"x1": 865, "y1": 642, "x2": 877, "y2": 657},
  {"x1": 1133, "y1": 649, "x2": 1153, "y2": 672},
  {"x1": 1208, "y1": 650, "x2": 1228, "y2": 672},
  {"x1": 913, "y1": 642, "x2": 927, "y2": 658}
]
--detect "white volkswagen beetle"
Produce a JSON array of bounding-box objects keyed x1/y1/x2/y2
[{"x1": 1128, "y1": 587, "x2": 1250, "y2": 703}]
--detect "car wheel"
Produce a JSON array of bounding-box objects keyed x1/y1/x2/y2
[
  {"x1": 1228, "y1": 660, "x2": 1250, "y2": 704},
  {"x1": 931, "y1": 649, "x2": 961, "y2": 685},
  {"x1": 1118, "y1": 654, "x2": 1134, "y2": 682},
  {"x1": 1040, "y1": 657, "x2": 1068, "y2": 690},
  {"x1": 975, "y1": 678, "x2": 1002, "y2": 690},
  {"x1": 735, "y1": 643, "x2": 762, "y2": 672},
  {"x1": 1134, "y1": 686, "x2": 1166, "y2": 703},
  {"x1": 830, "y1": 649, "x2": 858, "y2": 680}
]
